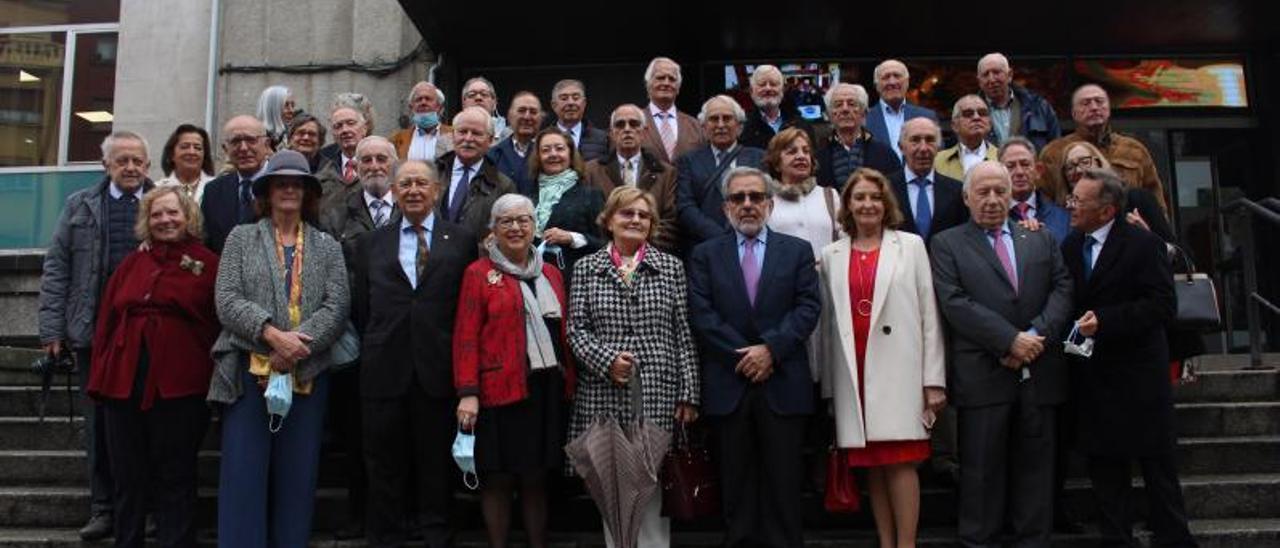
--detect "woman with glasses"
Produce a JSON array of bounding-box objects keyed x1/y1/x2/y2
[
  {"x1": 1061, "y1": 141, "x2": 1173, "y2": 241},
  {"x1": 453, "y1": 194, "x2": 575, "y2": 548},
  {"x1": 527, "y1": 128, "x2": 604, "y2": 286},
  {"x1": 567, "y1": 186, "x2": 700, "y2": 548},
  {"x1": 286, "y1": 114, "x2": 328, "y2": 174}
]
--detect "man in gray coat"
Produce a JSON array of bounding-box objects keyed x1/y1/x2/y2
[
  {"x1": 38, "y1": 131, "x2": 155, "y2": 540},
  {"x1": 930, "y1": 160, "x2": 1074, "y2": 547}
]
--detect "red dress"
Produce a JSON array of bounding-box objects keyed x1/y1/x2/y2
[{"x1": 844, "y1": 247, "x2": 931, "y2": 467}]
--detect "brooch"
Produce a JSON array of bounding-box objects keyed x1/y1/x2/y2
[
  {"x1": 179, "y1": 254, "x2": 204, "y2": 276},
  {"x1": 486, "y1": 269, "x2": 502, "y2": 286}
]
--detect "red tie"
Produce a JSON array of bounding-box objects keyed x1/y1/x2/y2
[{"x1": 342, "y1": 160, "x2": 355, "y2": 183}]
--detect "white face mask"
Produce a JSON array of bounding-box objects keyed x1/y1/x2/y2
[
  {"x1": 265, "y1": 371, "x2": 293, "y2": 433},
  {"x1": 452, "y1": 427, "x2": 479, "y2": 490},
  {"x1": 1063, "y1": 324, "x2": 1095, "y2": 359}
]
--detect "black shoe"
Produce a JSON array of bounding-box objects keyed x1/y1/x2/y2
[
  {"x1": 334, "y1": 520, "x2": 365, "y2": 540},
  {"x1": 79, "y1": 513, "x2": 114, "y2": 541}
]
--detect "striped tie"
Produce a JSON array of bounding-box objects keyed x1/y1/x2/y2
[{"x1": 658, "y1": 113, "x2": 676, "y2": 159}]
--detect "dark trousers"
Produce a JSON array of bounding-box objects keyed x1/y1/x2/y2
[
  {"x1": 102, "y1": 396, "x2": 208, "y2": 548},
  {"x1": 714, "y1": 384, "x2": 807, "y2": 548},
  {"x1": 957, "y1": 394, "x2": 1056, "y2": 548},
  {"x1": 1088, "y1": 454, "x2": 1197, "y2": 548},
  {"x1": 363, "y1": 383, "x2": 456, "y2": 548},
  {"x1": 75, "y1": 348, "x2": 115, "y2": 516},
  {"x1": 327, "y1": 367, "x2": 367, "y2": 525}
]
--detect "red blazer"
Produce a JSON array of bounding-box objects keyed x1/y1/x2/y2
[
  {"x1": 88, "y1": 239, "x2": 220, "y2": 409},
  {"x1": 453, "y1": 257, "x2": 575, "y2": 407}
]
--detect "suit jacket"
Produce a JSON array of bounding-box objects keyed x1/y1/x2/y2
[
  {"x1": 688, "y1": 229, "x2": 821, "y2": 417},
  {"x1": 201, "y1": 171, "x2": 257, "y2": 254},
  {"x1": 535, "y1": 180, "x2": 605, "y2": 284},
  {"x1": 641, "y1": 107, "x2": 705, "y2": 164},
  {"x1": 583, "y1": 150, "x2": 680, "y2": 253},
  {"x1": 1012, "y1": 190, "x2": 1070, "y2": 244},
  {"x1": 675, "y1": 144, "x2": 766, "y2": 248},
  {"x1": 889, "y1": 170, "x2": 969, "y2": 247},
  {"x1": 930, "y1": 221, "x2": 1074, "y2": 408},
  {"x1": 550, "y1": 120, "x2": 610, "y2": 162},
  {"x1": 739, "y1": 109, "x2": 814, "y2": 151},
  {"x1": 814, "y1": 130, "x2": 901, "y2": 190},
  {"x1": 487, "y1": 136, "x2": 536, "y2": 197},
  {"x1": 933, "y1": 141, "x2": 1000, "y2": 181},
  {"x1": 818, "y1": 232, "x2": 945, "y2": 447},
  {"x1": 1062, "y1": 220, "x2": 1177, "y2": 456},
  {"x1": 865, "y1": 101, "x2": 938, "y2": 159},
  {"x1": 389, "y1": 126, "x2": 454, "y2": 162},
  {"x1": 351, "y1": 218, "x2": 478, "y2": 399},
  {"x1": 434, "y1": 152, "x2": 517, "y2": 241},
  {"x1": 333, "y1": 190, "x2": 401, "y2": 279}
]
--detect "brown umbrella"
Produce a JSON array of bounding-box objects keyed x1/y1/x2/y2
[{"x1": 565, "y1": 376, "x2": 671, "y2": 548}]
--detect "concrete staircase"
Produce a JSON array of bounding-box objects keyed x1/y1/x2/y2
[{"x1": 0, "y1": 346, "x2": 1277, "y2": 547}]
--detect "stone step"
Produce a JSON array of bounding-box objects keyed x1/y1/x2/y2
[
  {"x1": 1174, "y1": 367, "x2": 1280, "y2": 403},
  {"x1": 1175, "y1": 402, "x2": 1280, "y2": 437},
  {"x1": 0, "y1": 519, "x2": 1278, "y2": 548}
]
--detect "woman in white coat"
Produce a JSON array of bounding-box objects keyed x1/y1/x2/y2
[{"x1": 817, "y1": 167, "x2": 947, "y2": 548}]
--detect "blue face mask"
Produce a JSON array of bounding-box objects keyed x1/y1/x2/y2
[
  {"x1": 452, "y1": 427, "x2": 479, "y2": 489},
  {"x1": 412, "y1": 111, "x2": 440, "y2": 131},
  {"x1": 265, "y1": 372, "x2": 293, "y2": 433}
]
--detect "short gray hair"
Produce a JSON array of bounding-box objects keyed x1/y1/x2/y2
[
  {"x1": 452, "y1": 106, "x2": 494, "y2": 136},
  {"x1": 355, "y1": 135, "x2": 396, "y2": 160},
  {"x1": 1080, "y1": 167, "x2": 1128, "y2": 212},
  {"x1": 101, "y1": 130, "x2": 151, "y2": 161},
  {"x1": 609, "y1": 104, "x2": 647, "y2": 129},
  {"x1": 720, "y1": 166, "x2": 775, "y2": 198},
  {"x1": 464, "y1": 76, "x2": 497, "y2": 97},
  {"x1": 823, "y1": 82, "x2": 868, "y2": 112},
  {"x1": 749, "y1": 64, "x2": 782, "y2": 87},
  {"x1": 407, "y1": 81, "x2": 444, "y2": 108},
  {"x1": 551, "y1": 79, "x2": 585, "y2": 98},
  {"x1": 698, "y1": 95, "x2": 746, "y2": 124},
  {"x1": 950, "y1": 93, "x2": 986, "y2": 119},
  {"x1": 489, "y1": 193, "x2": 535, "y2": 229},
  {"x1": 977, "y1": 52, "x2": 1010, "y2": 73},
  {"x1": 899, "y1": 117, "x2": 942, "y2": 148},
  {"x1": 394, "y1": 159, "x2": 440, "y2": 183},
  {"x1": 997, "y1": 136, "x2": 1037, "y2": 160},
  {"x1": 644, "y1": 56, "x2": 682, "y2": 87},
  {"x1": 873, "y1": 59, "x2": 909, "y2": 85},
  {"x1": 962, "y1": 160, "x2": 1011, "y2": 193},
  {"x1": 332, "y1": 92, "x2": 376, "y2": 133}
]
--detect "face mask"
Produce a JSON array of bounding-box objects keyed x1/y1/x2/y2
[
  {"x1": 1063, "y1": 324, "x2": 1094, "y2": 359},
  {"x1": 412, "y1": 112, "x2": 440, "y2": 131},
  {"x1": 265, "y1": 372, "x2": 293, "y2": 433},
  {"x1": 452, "y1": 427, "x2": 479, "y2": 489}
]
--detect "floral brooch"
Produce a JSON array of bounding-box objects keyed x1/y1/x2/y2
[
  {"x1": 486, "y1": 269, "x2": 502, "y2": 286},
  {"x1": 180, "y1": 254, "x2": 205, "y2": 276}
]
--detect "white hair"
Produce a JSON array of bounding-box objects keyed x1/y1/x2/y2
[
  {"x1": 749, "y1": 64, "x2": 783, "y2": 87},
  {"x1": 962, "y1": 160, "x2": 1012, "y2": 193},
  {"x1": 898, "y1": 117, "x2": 942, "y2": 148},
  {"x1": 719, "y1": 166, "x2": 775, "y2": 198},
  {"x1": 873, "y1": 59, "x2": 909, "y2": 85},
  {"x1": 101, "y1": 130, "x2": 151, "y2": 161},
  {"x1": 823, "y1": 82, "x2": 869, "y2": 112},
  {"x1": 489, "y1": 193, "x2": 536, "y2": 229},
  {"x1": 609, "y1": 104, "x2": 648, "y2": 129},
  {"x1": 697, "y1": 95, "x2": 747, "y2": 124},
  {"x1": 977, "y1": 52, "x2": 1011, "y2": 73},
  {"x1": 355, "y1": 135, "x2": 397, "y2": 159},
  {"x1": 644, "y1": 57, "x2": 683, "y2": 87},
  {"x1": 452, "y1": 106, "x2": 494, "y2": 136},
  {"x1": 950, "y1": 93, "x2": 987, "y2": 119},
  {"x1": 255, "y1": 85, "x2": 291, "y2": 142},
  {"x1": 406, "y1": 81, "x2": 446, "y2": 109}
]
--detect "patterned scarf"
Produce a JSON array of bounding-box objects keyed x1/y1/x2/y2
[
  {"x1": 535, "y1": 169, "x2": 579, "y2": 233},
  {"x1": 608, "y1": 242, "x2": 647, "y2": 286}
]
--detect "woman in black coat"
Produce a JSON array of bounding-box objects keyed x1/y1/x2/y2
[{"x1": 527, "y1": 128, "x2": 605, "y2": 285}]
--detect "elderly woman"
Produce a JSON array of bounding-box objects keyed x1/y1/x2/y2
[
  {"x1": 210, "y1": 149, "x2": 350, "y2": 548},
  {"x1": 256, "y1": 85, "x2": 296, "y2": 150},
  {"x1": 453, "y1": 194, "x2": 575, "y2": 548},
  {"x1": 286, "y1": 113, "x2": 328, "y2": 174},
  {"x1": 1059, "y1": 141, "x2": 1174, "y2": 241},
  {"x1": 528, "y1": 128, "x2": 605, "y2": 284},
  {"x1": 817, "y1": 167, "x2": 946, "y2": 548},
  {"x1": 156, "y1": 124, "x2": 216, "y2": 204},
  {"x1": 87, "y1": 186, "x2": 219, "y2": 548},
  {"x1": 568, "y1": 186, "x2": 700, "y2": 548}
]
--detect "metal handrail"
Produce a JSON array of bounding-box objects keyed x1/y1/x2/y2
[{"x1": 1222, "y1": 197, "x2": 1278, "y2": 368}]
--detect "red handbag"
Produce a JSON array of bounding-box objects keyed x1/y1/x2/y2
[
  {"x1": 824, "y1": 447, "x2": 861, "y2": 513},
  {"x1": 660, "y1": 423, "x2": 720, "y2": 520}
]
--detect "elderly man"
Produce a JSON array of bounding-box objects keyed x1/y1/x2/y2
[
  {"x1": 487, "y1": 91, "x2": 543, "y2": 197},
  {"x1": 316, "y1": 105, "x2": 373, "y2": 225},
  {"x1": 816, "y1": 82, "x2": 901, "y2": 189},
  {"x1": 1001, "y1": 137, "x2": 1069, "y2": 243},
  {"x1": 935, "y1": 94, "x2": 999, "y2": 181},
  {"x1": 202, "y1": 115, "x2": 271, "y2": 253},
  {"x1": 891, "y1": 117, "x2": 968, "y2": 247},
  {"x1": 1062, "y1": 168, "x2": 1195, "y2": 547},
  {"x1": 461, "y1": 76, "x2": 510, "y2": 142},
  {"x1": 435, "y1": 106, "x2": 516, "y2": 240},
  {"x1": 1040, "y1": 84, "x2": 1169, "y2": 212},
  {"x1": 331, "y1": 136, "x2": 401, "y2": 256},
  {"x1": 931, "y1": 160, "x2": 1074, "y2": 547},
  {"x1": 688, "y1": 167, "x2": 820, "y2": 548},
  {"x1": 866, "y1": 59, "x2": 939, "y2": 161},
  {"x1": 675, "y1": 95, "x2": 766, "y2": 251},
  {"x1": 390, "y1": 81, "x2": 453, "y2": 162},
  {"x1": 546, "y1": 79, "x2": 608, "y2": 161},
  {"x1": 584, "y1": 103, "x2": 681, "y2": 253},
  {"x1": 352, "y1": 159, "x2": 479, "y2": 548},
  {"x1": 39, "y1": 131, "x2": 155, "y2": 540},
  {"x1": 978, "y1": 53, "x2": 1061, "y2": 150},
  {"x1": 641, "y1": 56, "x2": 705, "y2": 164},
  {"x1": 739, "y1": 64, "x2": 811, "y2": 150}
]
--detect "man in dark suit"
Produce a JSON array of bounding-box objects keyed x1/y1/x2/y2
[
  {"x1": 890, "y1": 117, "x2": 969, "y2": 248},
  {"x1": 435, "y1": 107, "x2": 517, "y2": 242},
  {"x1": 548, "y1": 79, "x2": 608, "y2": 162},
  {"x1": 1000, "y1": 137, "x2": 1069, "y2": 243},
  {"x1": 1062, "y1": 168, "x2": 1195, "y2": 547},
  {"x1": 583, "y1": 104, "x2": 681, "y2": 253},
  {"x1": 688, "y1": 166, "x2": 821, "y2": 548},
  {"x1": 675, "y1": 95, "x2": 766, "y2": 252},
  {"x1": 488, "y1": 91, "x2": 542, "y2": 197},
  {"x1": 739, "y1": 64, "x2": 812, "y2": 150},
  {"x1": 352, "y1": 159, "x2": 479, "y2": 548},
  {"x1": 866, "y1": 59, "x2": 938, "y2": 162},
  {"x1": 202, "y1": 115, "x2": 271, "y2": 253},
  {"x1": 641, "y1": 56, "x2": 705, "y2": 164},
  {"x1": 931, "y1": 161, "x2": 1074, "y2": 547}
]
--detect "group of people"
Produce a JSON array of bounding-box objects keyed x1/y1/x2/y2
[{"x1": 37, "y1": 52, "x2": 1198, "y2": 548}]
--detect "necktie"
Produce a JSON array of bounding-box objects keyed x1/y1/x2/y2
[
  {"x1": 623, "y1": 159, "x2": 636, "y2": 186},
  {"x1": 1013, "y1": 202, "x2": 1031, "y2": 221},
  {"x1": 911, "y1": 177, "x2": 932, "y2": 236},
  {"x1": 990, "y1": 229, "x2": 1018, "y2": 292},
  {"x1": 713, "y1": 148, "x2": 723, "y2": 167},
  {"x1": 1083, "y1": 235, "x2": 1097, "y2": 280},
  {"x1": 342, "y1": 160, "x2": 356, "y2": 183},
  {"x1": 741, "y1": 237, "x2": 761, "y2": 305},
  {"x1": 413, "y1": 224, "x2": 429, "y2": 283},
  {"x1": 371, "y1": 199, "x2": 388, "y2": 227},
  {"x1": 448, "y1": 165, "x2": 472, "y2": 221},
  {"x1": 238, "y1": 178, "x2": 254, "y2": 222},
  {"x1": 658, "y1": 113, "x2": 676, "y2": 159}
]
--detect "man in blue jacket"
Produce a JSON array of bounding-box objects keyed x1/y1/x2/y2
[
  {"x1": 978, "y1": 53, "x2": 1062, "y2": 152},
  {"x1": 865, "y1": 59, "x2": 938, "y2": 162},
  {"x1": 1001, "y1": 137, "x2": 1070, "y2": 242}
]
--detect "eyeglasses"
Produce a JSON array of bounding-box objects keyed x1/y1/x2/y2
[
  {"x1": 225, "y1": 135, "x2": 263, "y2": 148},
  {"x1": 495, "y1": 215, "x2": 534, "y2": 228},
  {"x1": 612, "y1": 119, "x2": 643, "y2": 129},
  {"x1": 615, "y1": 208, "x2": 653, "y2": 221},
  {"x1": 726, "y1": 191, "x2": 769, "y2": 205},
  {"x1": 1065, "y1": 195, "x2": 1098, "y2": 208},
  {"x1": 958, "y1": 108, "x2": 990, "y2": 119},
  {"x1": 1064, "y1": 156, "x2": 1101, "y2": 172}
]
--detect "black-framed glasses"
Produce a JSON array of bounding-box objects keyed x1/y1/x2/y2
[
  {"x1": 726, "y1": 191, "x2": 769, "y2": 205},
  {"x1": 495, "y1": 215, "x2": 534, "y2": 228}
]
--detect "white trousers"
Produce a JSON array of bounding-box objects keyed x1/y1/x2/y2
[{"x1": 602, "y1": 494, "x2": 670, "y2": 548}]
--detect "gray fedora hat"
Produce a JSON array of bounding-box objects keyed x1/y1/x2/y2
[{"x1": 252, "y1": 149, "x2": 322, "y2": 197}]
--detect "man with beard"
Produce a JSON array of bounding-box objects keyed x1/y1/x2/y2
[
  {"x1": 390, "y1": 81, "x2": 453, "y2": 163},
  {"x1": 815, "y1": 82, "x2": 900, "y2": 189},
  {"x1": 978, "y1": 53, "x2": 1061, "y2": 150},
  {"x1": 548, "y1": 79, "x2": 608, "y2": 161},
  {"x1": 461, "y1": 76, "x2": 510, "y2": 142},
  {"x1": 488, "y1": 91, "x2": 543, "y2": 197},
  {"x1": 739, "y1": 64, "x2": 812, "y2": 150},
  {"x1": 435, "y1": 107, "x2": 516, "y2": 240},
  {"x1": 676, "y1": 95, "x2": 766, "y2": 251},
  {"x1": 333, "y1": 136, "x2": 401, "y2": 256},
  {"x1": 866, "y1": 59, "x2": 938, "y2": 162},
  {"x1": 202, "y1": 115, "x2": 271, "y2": 253},
  {"x1": 641, "y1": 56, "x2": 705, "y2": 163},
  {"x1": 584, "y1": 103, "x2": 680, "y2": 253},
  {"x1": 935, "y1": 94, "x2": 999, "y2": 181}
]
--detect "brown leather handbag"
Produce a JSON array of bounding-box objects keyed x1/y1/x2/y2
[{"x1": 660, "y1": 423, "x2": 720, "y2": 520}]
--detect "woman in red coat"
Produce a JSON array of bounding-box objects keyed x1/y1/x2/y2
[
  {"x1": 88, "y1": 186, "x2": 220, "y2": 548},
  {"x1": 453, "y1": 193, "x2": 575, "y2": 548}
]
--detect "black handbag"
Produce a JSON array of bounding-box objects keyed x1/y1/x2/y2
[{"x1": 1171, "y1": 245, "x2": 1221, "y2": 331}]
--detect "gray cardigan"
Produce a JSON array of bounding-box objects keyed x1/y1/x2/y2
[{"x1": 208, "y1": 218, "x2": 350, "y2": 404}]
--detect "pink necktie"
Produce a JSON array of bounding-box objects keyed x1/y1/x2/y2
[
  {"x1": 990, "y1": 229, "x2": 1018, "y2": 292},
  {"x1": 1015, "y1": 202, "x2": 1030, "y2": 220},
  {"x1": 658, "y1": 113, "x2": 676, "y2": 159},
  {"x1": 742, "y1": 237, "x2": 760, "y2": 305}
]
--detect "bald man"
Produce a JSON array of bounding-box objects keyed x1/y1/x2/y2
[
  {"x1": 977, "y1": 52, "x2": 1061, "y2": 150},
  {"x1": 202, "y1": 115, "x2": 273, "y2": 253},
  {"x1": 866, "y1": 59, "x2": 939, "y2": 161}
]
